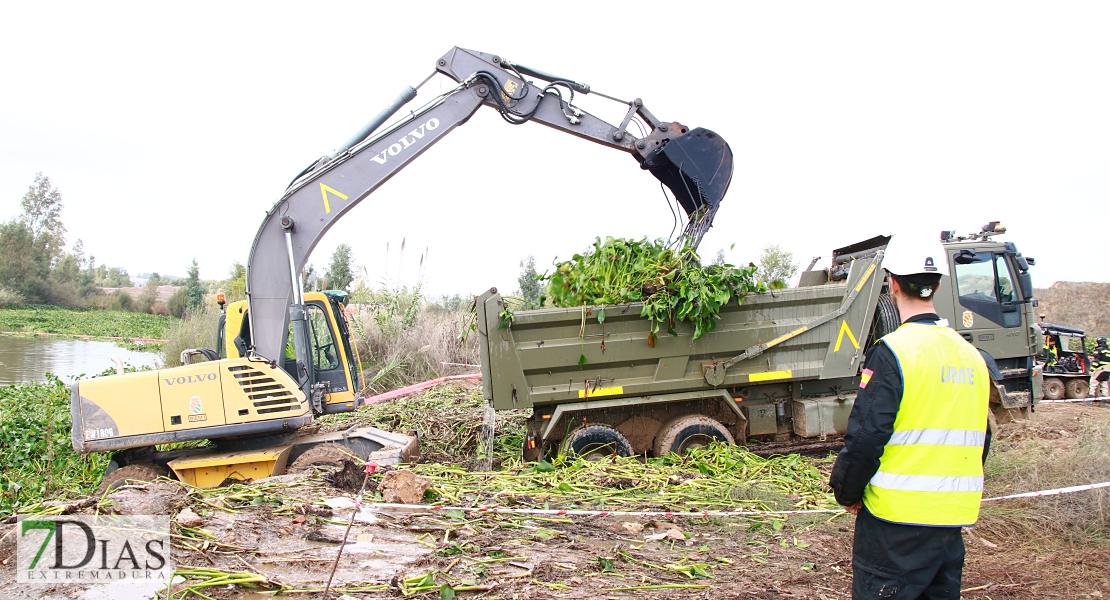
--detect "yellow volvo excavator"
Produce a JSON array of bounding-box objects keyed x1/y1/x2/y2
[{"x1": 70, "y1": 47, "x2": 735, "y2": 488}]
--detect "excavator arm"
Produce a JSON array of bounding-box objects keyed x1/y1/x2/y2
[{"x1": 245, "y1": 47, "x2": 734, "y2": 399}]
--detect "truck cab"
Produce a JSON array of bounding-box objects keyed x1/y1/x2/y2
[{"x1": 934, "y1": 223, "x2": 1040, "y2": 413}]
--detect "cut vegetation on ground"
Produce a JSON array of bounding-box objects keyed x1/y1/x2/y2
[{"x1": 1, "y1": 382, "x2": 1107, "y2": 598}]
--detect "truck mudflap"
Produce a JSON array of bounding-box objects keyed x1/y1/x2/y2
[{"x1": 994, "y1": 384, "x2": 1033, "y2": 410}]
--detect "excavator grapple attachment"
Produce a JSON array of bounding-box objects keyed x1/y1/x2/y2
[{"x1": 640, "y1": 127, "x2": 733, "y2": 217}]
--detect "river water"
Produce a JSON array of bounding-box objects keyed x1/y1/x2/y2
[{"x1": 0, "y1": 336, "x2": 161, "y2": 385}]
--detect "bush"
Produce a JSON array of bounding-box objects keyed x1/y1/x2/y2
[
  {"x1": 167, "y1": 287, "x2": 188, "y2": 318},
  {"x1": 351, "y1": 283, "x2": 479, "y2": 394},
  {"x1": 138, "y1": 282, "x2": 158, "y2": 313},
  {"x1": 110, "y1": 290, "x2": 134, "y2": 311},
  {"x1": 161, "y1": 305, "x2": 221, "y2": 367},
  {"x1": 150, "y1": 301, "x2": 169, "y2": 317},
  {"x1": 0, "y1": 287, "x2": 25, "y2": 308}
]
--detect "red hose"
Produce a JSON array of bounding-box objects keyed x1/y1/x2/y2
[{"x1": 359, "y1": 373, "x2": 482, "y2": 407}]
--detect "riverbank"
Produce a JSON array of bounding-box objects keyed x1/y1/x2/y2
[{"x1": 0, "y1": 305, "x2": 174, "y2": 344}]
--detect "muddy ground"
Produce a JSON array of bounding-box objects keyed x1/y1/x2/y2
[{"x1": 2, "y1": 401, "x2": 1108, "y2": 599}]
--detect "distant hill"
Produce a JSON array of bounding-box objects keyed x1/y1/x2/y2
[{"x1": 1032, "y1": 282, "x2": 1110, "y2": 338}]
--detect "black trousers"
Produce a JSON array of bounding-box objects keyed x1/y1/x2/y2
[{"x1": 852, "y1": 507, "x2": 965, "y2": 599}]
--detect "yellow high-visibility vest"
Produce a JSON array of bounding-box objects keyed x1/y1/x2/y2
[{"x1": 862, "y1": 321, "x2": 990, "y2": 527}]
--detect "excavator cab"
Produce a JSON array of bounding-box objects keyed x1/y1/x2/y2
[{"x1": 218, "y1": 291, "x2": 361, "y2": 414}]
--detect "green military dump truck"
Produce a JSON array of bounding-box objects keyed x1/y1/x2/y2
[{"x1": 477, "y1": 223, "x2": 1040, "y2": 460}]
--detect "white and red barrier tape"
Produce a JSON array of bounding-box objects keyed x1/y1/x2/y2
[
  {"x1": 1038, "y1": 397, "x2": 1109, "y2": 404},
  {"x1": 354, "y1": 480, "x2": 1110, "y2": 519},
  {"x1": 981, "y1": 480, "x2": 1110, "y2": 502}
]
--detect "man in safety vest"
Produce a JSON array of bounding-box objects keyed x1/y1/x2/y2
[
  {"x1": 1091, "y1": 336, "x2": 1110, "y2": 399},
  {"x1": 1043, "y1": 337, "x2": 1059, "y2": 368},
  {"x1": 830, "y1": 234, "x2": 991, "y2": 599}
]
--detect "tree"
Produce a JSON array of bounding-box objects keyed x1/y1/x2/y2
[
  {"x1": 225, "y1": 262, "x2": 246, "y2": 302},
  {"x1": 167, "y1": 287, "x2": 188, "y2": 318},
  {"x1": 138, "y1": 279, "x2": 159, "y2": 313},
  {"x1": 517, "y1": 255, "x2": 541, "y2": 308},
  {"x1": 147, "y1": 272, "x2": 162, "y2": 287},
  {"x1": 184, "y1": 259, "x2": 205, "y2": 311},
  {"x1": 302, "y1": 264, "x2": 319, "y2": 292},
  {"x1": 756, "y1": 244, "x2": 798, "y2": 288},
  {"x1": 20, "y1": 172, "x2": 66, "y2": 263},
  {"x1": 0, "y1": 220, "x2": 44, "y2": 302},
  {"x1": 325, "y1": 244, "x2": 355, "y2": 291},
  {"x1": 101, "y1": 266, "x2": 131, "y2": 288},
  {"x1": 0, "y1": 174, "x2": 68, "y2": 303}
]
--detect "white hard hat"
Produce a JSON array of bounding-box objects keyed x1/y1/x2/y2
[{"x1": 882, "y1": 233, "x2": 949, "y2": 277}]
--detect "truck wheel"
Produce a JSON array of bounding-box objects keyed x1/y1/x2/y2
[
  {"x1": 97, "y1": 463, "x2": 169, "y2": 495},
  {"x1": 1043, "y1": 377, "x2": 1066, "y2": 400},
  {"x1": 653, "y1": 415, "x2": 735, "y2": 456},
  {"x1": 1065, "y1": 379, "x2": 1089, "y2": 399},
  {"x1": 563, "y1": 425, "x2": 634, "y2": 460},
  {"x1": 871, "y1": 294, "x2": 900, "y2": 342}
]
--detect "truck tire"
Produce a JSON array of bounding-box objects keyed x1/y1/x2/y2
[
  {"x1": 1065, "y1": 379, "x2": 1089, "y2": 400},
  {"x1": 563, "y1": 425, "x2": 634, "y2": 460},
  {"x1": 1043, "y1": 377, "x2": 1065, "y2": 400},
  {"x1": 653, "y1": 415, "x2": 736, "y2": 456},
  {"x1": 97, "y1": 463, "x2": 170, "y2": 495},
  {"x1": 871, "y1": 294, "x2": 900, "y2": 342}
]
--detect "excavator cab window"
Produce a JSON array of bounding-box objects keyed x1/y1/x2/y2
[
  {"x1": 216, "y1": 315, "x2": 226, "y2": 359},
  {"x1": 281, "y1": 305, "x2": 340, "y2": 370},
  {"x1": 306, "y1": 305, "x2": 340, "y2": 370}
]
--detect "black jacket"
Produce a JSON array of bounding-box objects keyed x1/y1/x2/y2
[{"x1": 829, "y1": 313, "x2": 992, "y2": 508}]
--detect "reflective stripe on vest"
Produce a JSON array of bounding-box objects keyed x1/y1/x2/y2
[
  {"x1": 861, "y1": 321, "x2": 990, "y2": 527},
  {"x1": 887, "y1": 428, "x2": 986, "y2": 447},
  {"x1": 869, "y1": 471, "x2": 984, "y2": 493}
]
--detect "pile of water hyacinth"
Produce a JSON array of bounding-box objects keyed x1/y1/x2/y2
[{"x1": 539, "y1": 237, "x2": 767, "y2": 345}]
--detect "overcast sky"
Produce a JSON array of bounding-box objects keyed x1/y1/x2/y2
[{"x1": 2, "y1": 2, "x2": 1107, "y2": 297}]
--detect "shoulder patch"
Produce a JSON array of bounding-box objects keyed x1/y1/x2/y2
[{"x1": 860, "y1": 368, "x2": 873, "y2": 389}]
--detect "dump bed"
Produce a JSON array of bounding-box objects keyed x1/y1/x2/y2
[{"x1": 477, "y1": 251, "x2": 885, "y2": 413}]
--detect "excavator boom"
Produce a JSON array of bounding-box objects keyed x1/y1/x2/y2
[{"x1": 246, "y1": 47, "x2": 734, "y2": 388}]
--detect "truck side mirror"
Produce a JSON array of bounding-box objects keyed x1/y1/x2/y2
[{"x1": 1018, "y1": 271, "x2": 1034, "y2": 300}]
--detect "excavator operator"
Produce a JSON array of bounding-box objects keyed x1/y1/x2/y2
[{"x1": 829, "y1": 233, "x2": 991, "y2": 600}]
